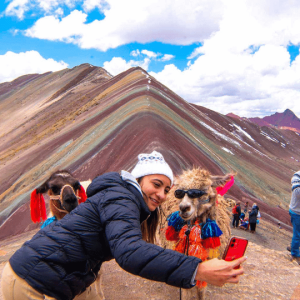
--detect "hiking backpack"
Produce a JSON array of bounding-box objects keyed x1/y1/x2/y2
[{"x1": 232, "y1": 205, "x2": 237, "y2": 214}]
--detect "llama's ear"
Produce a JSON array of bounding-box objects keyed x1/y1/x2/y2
[
  {"x1": 78, "y1": 185, "x2": 87, "y2": 203},
  {"x1": 211, "y1": 174, "x2": 234, "y2": 188},
  {"x1": 30, "y1": 189, "x2": 47, "y2": 223},
  {"x1": 35, "y1": 181, "x2": 49, "y2": 194},
  {"x1": 214, "y1": 175, "x2": 235, "y2": 196}
]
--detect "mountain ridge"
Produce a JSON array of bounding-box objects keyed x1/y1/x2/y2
[
  {"x1": 227, "y1": 109, "x2": 300, "y2": 133},
  {"x1": 0, "y1": 64, "x2": 300, "y2": 241}
]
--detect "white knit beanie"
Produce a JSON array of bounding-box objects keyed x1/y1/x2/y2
[{"x1": 131, "y1": 151, "x2": 174, "y2": 186}]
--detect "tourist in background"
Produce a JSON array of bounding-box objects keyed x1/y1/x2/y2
[
  {"x1": 289, "y1": 171, "x2": 300, "y2": 265},
  {"x1": 232, "y1": 202, "x2": 241, "y2": 228},
  {"x1": 249, "y1": 203, "x2": 259, "y2": 233}
]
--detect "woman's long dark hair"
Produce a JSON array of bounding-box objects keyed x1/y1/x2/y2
[
  {"x1": 141, "y1": 209, "x2": 159, "y2": 244},
  {"x1": 138, "y1": 177, "x2": 162, "y2": 244}
]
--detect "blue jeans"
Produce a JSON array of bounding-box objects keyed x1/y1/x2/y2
[{"x1": 289, "y1": 210, "x2": 300, "y2": 257}]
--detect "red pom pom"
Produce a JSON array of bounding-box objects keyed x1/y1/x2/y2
[
  {"x1": 165, "y1": 226, "x2": 179, "y2": 241},
  {"x1": 30, "y1": 189, "x2": 47, "y2": 223},
  {"x1": 202, "y1": 237, "x2": 221, "y2": 249},
  {"x1": 78, "y1": 185, "x2": 87, "y2": 203}
]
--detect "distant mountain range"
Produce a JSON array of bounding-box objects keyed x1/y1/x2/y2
[
  {"x1": 227, "y1": 109, "x2": 300, "y2": 133},
  {"x1": 1, "y1": 64, "x2": 300, "y2": 240}
]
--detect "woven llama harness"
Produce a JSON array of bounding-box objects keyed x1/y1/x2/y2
[
  {"x1": 165, "y1": 211, "x2": 222, "y2": 289},
  {"x1": 50, "y1": 184, "x2": 80, "y2": 216}
]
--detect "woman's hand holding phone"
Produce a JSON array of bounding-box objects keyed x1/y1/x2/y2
[
  {"x1": 223, "y1": 236, "x2": 248, "y2": 269},
  {"x1": 195, "y1": 256, "x2": 246, "y2": 287},
  {"x1": 195, "y1": 236, "x2": 248, "y2": 287}
]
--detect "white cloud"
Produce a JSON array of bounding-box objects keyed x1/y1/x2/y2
[
  {"x1": 37, "y1": 0, "x2": 63, "y2": 12},
  {"x1": 21, "y1": 0, "x2": 223, "y2": 50},
  {"x1": 25, "y1": 10, "x2": 87, "y2": 42},
  {"x1": 141, "y1": 50, "x2": 158, "y2": 58},
  {"x1": 130, "y1": 50, "x2": 140, "y2": 57},
  {"x1": 5, "y1": 0, "x2": 300, "y2": 118},
  {"x1": 4, "y1": 0, "x2": 79, "y2": 19},
  {"x1": 130, "y1": 50, "x2": 174, "y2": 62},
  {"x1": 54, "y1": 7, "x2": 64, "y2": 15},
  {"x1": 148, "y1": 0, "x2": 300, "y2": 118},
  {"x1": 5, "y1": 0, "x2": 30, "y2": 19},
  {"x1": 0, "y1": 51, "x2": 68, "y2": 83},
  {"x1": 82, "y1": 0, "x2": 108, "y2": 12},
  {"x1": 113, "y1": 51, "x2": 173, "y2": 72},
  {"x1": 151, "y1": 43, "x2": 300, "y2": 118},
  {"x1": 103, "y1": 57, "x2": 150, "y2": 76},
  {"x1": 160, "y1": 54, "x2": 175, "y2": 62}
]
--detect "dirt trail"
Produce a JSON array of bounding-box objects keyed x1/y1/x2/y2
[{"x1": 1, "y1": 219, "x2": 300, "y2": 300}]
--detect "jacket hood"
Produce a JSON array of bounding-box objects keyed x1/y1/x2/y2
[
  {"x1": 87, "y1": 172, "x2": 126, "y2": 197},
  {"x1": 86, "y1": 172, "x2": 150, "y2": 220}
]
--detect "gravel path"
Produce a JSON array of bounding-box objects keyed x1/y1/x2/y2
[{"x1": 1, "y1": 220, "x2": 300, "y2": 300}]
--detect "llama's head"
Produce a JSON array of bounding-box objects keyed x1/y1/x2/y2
[
  {"x1": 171, "y1": 168, "x2": 233, "y2": 223},
  {"x1": 30, "y1": 170, "x2": 87, "y2": 222}
]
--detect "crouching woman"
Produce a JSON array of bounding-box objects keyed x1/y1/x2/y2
[{"x1": 2, "y1": 151, "x2": 246, "y2": 300}]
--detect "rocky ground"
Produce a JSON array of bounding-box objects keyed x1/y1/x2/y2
[{"x1": 1, "y1": 218, "x2": 300, "y2": 300}]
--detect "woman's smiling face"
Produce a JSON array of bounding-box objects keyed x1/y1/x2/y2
[{"x1": 139, "y1": 174, "x2": 171, "y2": 211}]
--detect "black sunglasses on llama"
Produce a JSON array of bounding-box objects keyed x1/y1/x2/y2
[{"x1": 174, "y1": 189, "x2": 208, "y2": 199}]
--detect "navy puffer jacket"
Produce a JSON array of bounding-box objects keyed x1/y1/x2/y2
[
  {"x1": 10, "y1": 172, "x2": 201, "y2": 300},
  {"x1": 249, "y1": 207, "x2": 258, "y2": 223}
]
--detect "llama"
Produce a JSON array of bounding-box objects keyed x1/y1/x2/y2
[
  {"x1": 161, "y1": 168, "x2": 234, "y2": 300},
  {"x1": 30, "y1": 170, "x2": 88, "y2": 223},
  {"x1": 30, "y1": 171, "x2": 105, "y2": 300}
]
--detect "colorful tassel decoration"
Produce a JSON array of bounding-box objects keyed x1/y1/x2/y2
[
  {"x1": 30, "y1": 189, "x2": 47, "y2": 223},
  {"x1": 188, "y1": 244, "x2": 208, "y2": 260},
  {"x1": 165, "y1": 211, "x2": 186, "y2": 242},
  {"x1": 165, "y1": 212, "x2": 223, "y2": 290},
  {"x1": 207, "y1": 248, "x2": 220, "y2": 259},
  {"x1": 174, "y1": 235, "x2": 188, "y2": 253},
  {"x1": 78, "y1": 185, "x2": 87, "y2": 203},
  {"x1": 201, "y1": 219, "x2": 223, "y2": 239},
  {"x1": 41, "y1": 216, "x2": 57, "y2": 229},
  {"x1": 196, "y1": 280, "x2": 207, "y2": 289},
  {"x1": 178, "y1": 225, "x2": 189, "y2": 239},
  {"x1": 201, "y1": 219, "x2": 222, "y2": 251},
  {"x1": 202, "y1": 236, "x2": 221, "y2": 249},
  {"x1": 216, "y1": 175, "x2": 234, "y2": 196},
  {"x1": 165, "y1": 226, "x2": 179, "y2": 241},
  {"x1": 167, "y1": 211, "x2": 185, "y2": 231},
  {"x1": 189, "y1": 223, "x2": 202, "y2": 245}
]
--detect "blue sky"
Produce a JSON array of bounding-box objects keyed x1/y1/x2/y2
[{"x1": 1, "y1": 0, "x2": 300, "y2": 118}]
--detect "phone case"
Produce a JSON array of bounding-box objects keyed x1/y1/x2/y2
[{"x1": 223, "y1": 236, "x2": 248, "y2": 262}]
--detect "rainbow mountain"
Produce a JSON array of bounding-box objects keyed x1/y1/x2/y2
[{"x1": 1, "y1": 63, "x2": 300, "y2": 239}]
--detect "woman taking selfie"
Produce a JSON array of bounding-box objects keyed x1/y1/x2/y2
[{"x1": 2, "y1": 151, "x2": 246, "y2": 300}]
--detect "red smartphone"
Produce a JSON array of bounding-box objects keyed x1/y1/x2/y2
[{"x1": 223, "y1": 236, "x2": 248, "y2": 267}]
